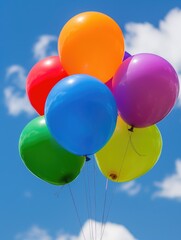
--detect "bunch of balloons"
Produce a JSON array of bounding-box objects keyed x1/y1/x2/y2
[{"x1": 19, "y1": 11, "x2": 179, "y2": 185}]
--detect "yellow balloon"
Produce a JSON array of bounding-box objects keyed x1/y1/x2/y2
[
  {"x1": 58, "y1": 11, "x2": 124, "y2": 83},
  {"x1": 95, "y1": 117, "x2": 162, "y2": 182}
]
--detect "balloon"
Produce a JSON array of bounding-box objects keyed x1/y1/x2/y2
[
  {"x1": 95, "y1": 117, "x2": 162, "y2": 182},
  {"x1": 45, "y1": 74, "x2": 118, "y2": 155},
  {"x1": 26, "y1": 56, "x2": 68, "y2": 115},
  {"x1": 112, "y1": 53, "x2": 179, "y2": 127},
  {"x1": 105, "y1": 78, "x2": 113, "y2": 92},
  {"x1": 105, "y1": 51, "x2": 132, "y2": 91},
  {"x1": 19, "y1": 116, "x2": 85, "y2": 185},
  {"x1": 123, "y1": 51, "x2": 131, "y2": 61},
  {"x1": 58, "y1": 11, "x2": 124, "y2": 83}
]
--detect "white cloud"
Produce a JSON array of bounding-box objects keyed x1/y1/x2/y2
[
  {"x1": 15, "y1": 220, "x2": 137, "y2": 240},
  {"x1": 33, "y1": 35, "x2": 58, "y2": 60},
  {"x1": 6, "y1": 65, "x2": 26, "y2": 89},
  {"x1": 4, "y1": 65, "x2": 35, "y2": 116},
  {"x1": 117, "y1": 181, "x2": 141, "y2": 196},
  {"x1": 4, "y1": 34, "x2": 58, "y2": 116},
  {"x1": 4, "y1": 87, "x2": 35, "y2": 116},
  {"x1": 125, "y1": 8, "x2": 181, "y2": 68},
  {"x1": 125, "y1": 7, "x2": 181, "y2": 105},
  {"x1": 74, "y1": 220, "x2": 137, "y2": 240},
  {"x1": 15, "y1": 226, "x2": 52, "y2": 240},
  {"x1": 153, "y1": 159, "x2": 181, "y2": 200}
]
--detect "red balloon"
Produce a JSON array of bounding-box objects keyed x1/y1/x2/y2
[{"x1": 26, "y1": 56, "x2": 68, "y2": 115}]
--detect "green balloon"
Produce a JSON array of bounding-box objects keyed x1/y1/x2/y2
[{"x1": 19, "y1": 116, "x2": 85, "y2": 185}]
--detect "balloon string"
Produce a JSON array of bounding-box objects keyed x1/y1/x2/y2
[
  {"x1": 54, "y1": 185, "x2": 65, "y2": 198},
  {"x1": 99, "y1": 184, "x2": 114, "y2": 240},
  {"x1": 130, "y1": 136, "x2": 147, "y2": 157},
  {"x1": 117, "y1": 130, "x2": 132, "y2": 180},
  {"x1": 83, "y1": 163, "x2": 93, "y2": 240},
  {"x1": 99, "y1": 130, "x2": 133, "y2": 239},
  {"x1": 100, "y1": 178, "x2": 109, "y2": 239},
  {"x1": 89, "y1": 163, "x2": 95, "y2": 240},
  {"x1": 88, "y1": 162, "x2": 95, "y2": 240},
  {"x1": 128, "y1": 126, "x2": 147, "y2": 157},
  {"x1": 68, "y1": 184, "x2": 87, "y2": 240},
  {"x1": 93, "y1": 159, "x2": 97, "y2": 240}
]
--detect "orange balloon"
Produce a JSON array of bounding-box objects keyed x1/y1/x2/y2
[{"x1": 58, "y1": 11, "x2": 125, "y2": 83}]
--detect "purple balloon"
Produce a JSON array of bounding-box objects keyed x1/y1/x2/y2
[
  {"x1": 123, "y1": 51, "x2": 131, "y2": 61},
  {"x1": 112, "y1": 53, "x2": 179, "y2": 128}
]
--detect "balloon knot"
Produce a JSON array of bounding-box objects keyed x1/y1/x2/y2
[
  {"x1": 128, "y1": 126, "x2": 134, "y2": 132},
  {"x1": 85, "y1": 155, "x2": 91, "y2": 161},
  {"x1": 109, "y1": 173, "x2": 118, "y2": 180}
]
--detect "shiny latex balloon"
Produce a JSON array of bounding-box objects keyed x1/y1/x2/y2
[
  {"x1": 95, "y1": 117, "x2": 162, "y2": 182},
  {"x1": 58, "y1": 11, "x2": 124, "y2": 83},
  {"x1": 26, "y1": 56, "x2": 68, "y2": 115},
  {"x1": 112, "y1": 53, "x2": 179, "y2": 127},
  {"x1": 45, "y1": 74, "x2": 118, "y2": 156},
  {"x1": 123, "y1": 51, "x2": 131, "y2": 61},
  {"x1": 19, "y1": 116, "x2": 85, "y2": 185}
]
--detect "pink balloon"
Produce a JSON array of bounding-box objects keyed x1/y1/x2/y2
[{"x1": 112, "y1": 53, "x2": 179, "y2": 128}]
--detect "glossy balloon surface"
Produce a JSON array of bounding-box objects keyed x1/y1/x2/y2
[
  {"x1": 112, "y1": 53, "x2": 179, "y2": 127},
  {"x1": 26, "y1": 56, "x2": 67, "y2": 115},
  {"x1": 45, "y1": 74, "x2": 117, "y2": 155},
  {"x1": 19, "y1": 116, "x2": 85, "y2": 185},
  {"x1": 58, "y1": 11, "x2": 124, "y2": 83},
  {"x1": 95, "y1": 117, "x2": 162, "y2": 182}
]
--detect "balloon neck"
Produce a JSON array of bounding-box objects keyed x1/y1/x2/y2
[
  {"x1": 109, "y1": 173, "x2": 118, "y2": 181},
  {"x1": 85, "y1": 155, "x2": 91, "y2": 162},
  {"x1": 128, "y1": 126, "x2": 134, "y2": 132}
]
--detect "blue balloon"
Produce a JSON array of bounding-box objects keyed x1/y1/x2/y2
[{"x1": 45, "y1": 74, "x2": 117, "y2": 155}]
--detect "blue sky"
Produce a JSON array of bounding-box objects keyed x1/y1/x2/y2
[{"x1": 1, "y1": 0, "x2": 181, "y2": 239}]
